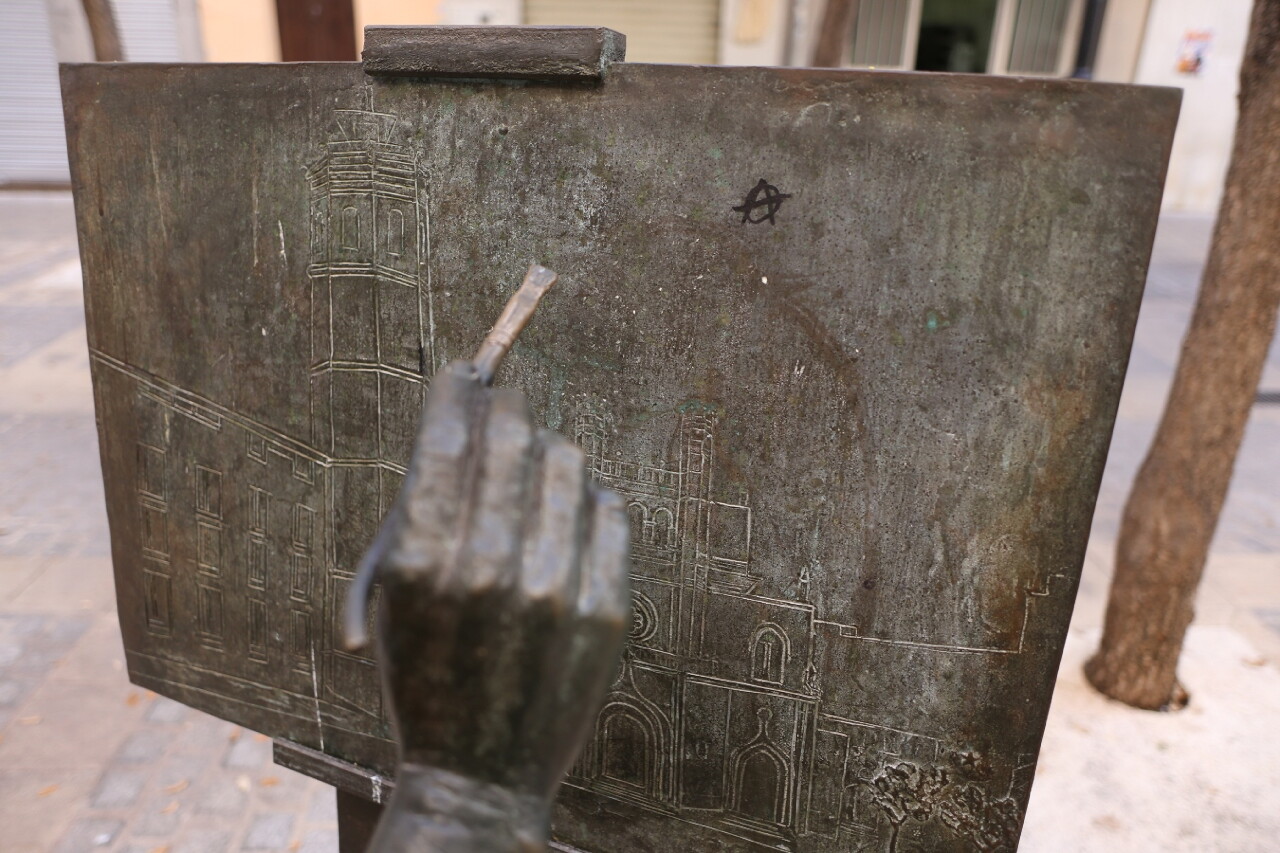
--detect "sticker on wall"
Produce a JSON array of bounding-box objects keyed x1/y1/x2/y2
[{"x1": 1176, "y1": 30, "x2": 1212, "y2": 75}]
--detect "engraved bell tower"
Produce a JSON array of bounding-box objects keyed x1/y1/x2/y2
[{"x1": 306, "y1": 103, "x2": 433, "y2": 720}]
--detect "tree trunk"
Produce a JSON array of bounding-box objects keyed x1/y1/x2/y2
[
  {"x1": 275, "y1": 0, "x2": 357, "y2": 62},
  {"x1": 811, "y1": 0, "x2": 860, "y2": 67},
  {"x1": 80, "y1": 0, "x2": 124, "y2": 61},
  {"x1": 1085, "y1": 0, "x2": 1280, "y2": 710}
]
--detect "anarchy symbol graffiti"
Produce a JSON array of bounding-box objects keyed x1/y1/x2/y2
[{"x1": 733, "y1": 178, "x2": 792, "y2": 225}]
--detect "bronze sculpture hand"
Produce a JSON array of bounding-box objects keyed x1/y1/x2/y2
[{"x1": 343, "y1": 266, "x2": 631, "y2": 851}]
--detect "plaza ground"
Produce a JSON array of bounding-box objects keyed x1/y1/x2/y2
[{"x1": 0, "y1": 192, "x2": 1277, "y2": 851}]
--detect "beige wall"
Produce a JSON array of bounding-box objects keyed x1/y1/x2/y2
[
  {"x1": 356, "y1": 0, "x2": 442, "y2": 50},
  {"x1": 198, "y1": 0, "x2": 279, "y2": 61},
  {"x1": 197, "y1": 0, "x2": 444, "y2": 62}
]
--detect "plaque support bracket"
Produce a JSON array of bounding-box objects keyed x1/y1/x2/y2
[{"x1": 361, "y1": 25, "x2": 626, "y2": 81}]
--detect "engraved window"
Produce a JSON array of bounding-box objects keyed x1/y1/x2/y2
[
  {"x1": 292, "y1": 610, "x2": 312, "y2": 658},
  {"x1": 248, "y1": 537, "x2": 267, "y2": 589},
  {"x1": 140, "y1": 502, "x2": 169, "y2": 558},
  {"x1": 340, "y1": 206, "x2": 360, "y2": 250},
  {"x1": 143, "y1": 570, "x2": 172, "y2": 634},
  {"x1": 197, "y1": 520, "x2": 221, "y2": 575},
  {"x1": 291, "y1": 552, "x2": 311, "y2": 600},
  {"x1": 198, "y1": 585, "x2": 224, "y2": 642},
  {"x1": 311, "y1": 207, "x2": 325, "y2": 258},
  {"x1": 195, "y1": 466, "x2": 222, "y2": 518},
  {"x1": 293, "y1": 504, "x2": 315, "y2": 550},
  {"x1": 248, "y1": 599, "x2": 268, "y2": 662},
  {"x1": 136, "y1": 444, "x2": 166, "y2": 499},
  {"x1": 247, "y1": 433, "x2": 267, "y2": 463},
  {"x1": 652, "y1": 508, "x2": 674, "y2": 548},
  {"x1": 627, "y1": 503, "x2": 648, "y2": 545},
  {"x1": 387, "y1": 208, "x2": 405, "y2": 257},
  {"x1": 250, "y1": 486, "x2": 269, "y2": 533},
  {"x1": 751, "y1": 625, "x2": 788, "y2": 686}
]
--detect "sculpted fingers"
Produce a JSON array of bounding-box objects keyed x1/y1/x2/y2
[
  {"x1": 389, "y1": 361, "x2": 483, "y2": 576},
  {"x1": 530, "y1": 485, "x2": 630, "y2": 793},
  {"x1": 522, "y1": 433, "x2": 589, "y2": 606},
  {"x1": 580, "y1": 487, "x2": 631, "y2": 637},
  {"x1": 451, "y1": 387, "x2": 535, "y2": 591}
]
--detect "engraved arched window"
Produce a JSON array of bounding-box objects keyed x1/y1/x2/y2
[
  {"x1": 340, "y1": 206, "x2": 360, "y2": 250},
  {"x1": 750, "y1": 624, "x2": 788, "y2": 686},
  {"x1": 627, "y1": 502, "x2": 648, "y2": 544},
  {"x1": 652, "y1": 507, "x2": 674, "y2": 548},
  {"x1": 387, "y1": 208, "x2": 405, "y2": 257}
]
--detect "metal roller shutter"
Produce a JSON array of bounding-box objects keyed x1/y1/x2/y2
[
  {"x1": 524, "y1": 0, "x2": 720, "y2": 64},
  {"x1": 0, "y1": 0, "x2": 184, "y2": 186},
  {"x1": 0, "y1": 0, "x2": 70, "y2": 185},
  {"x1": 114, "y1": 0, "x2": 183, "y2": 62}
]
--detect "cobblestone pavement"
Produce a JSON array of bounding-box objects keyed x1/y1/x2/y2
[{"x1": 0, "y1": 191, "x2": 1277, "y2": 851}]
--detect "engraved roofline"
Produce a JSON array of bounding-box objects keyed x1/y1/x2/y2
[
  {"x1": 813, "y1": 571, "x2": 1067, "y2": 657},
  {"x1": 94, "y1": 350, "x2": 332, "y2": 465}
]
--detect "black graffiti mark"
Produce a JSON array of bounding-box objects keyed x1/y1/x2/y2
[{"x1": 733, "y1": 178, "x2": 792, "y2": 225}]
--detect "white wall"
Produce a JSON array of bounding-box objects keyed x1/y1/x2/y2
[{"x1": 1133, "y1": 0, "x2": 1252, "y2": 213}]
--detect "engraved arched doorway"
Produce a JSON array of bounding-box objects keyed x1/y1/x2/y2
[
  {"x1": 729, "y1": 708, "x2": 792, "y2": 827},
  {"x1": 595, "y1": 699, "x2": 668, "y2": 803}
]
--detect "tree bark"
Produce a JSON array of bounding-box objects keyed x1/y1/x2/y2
[
  {"x1": 811, "y1": 0, "x2": 860, "y2": 67},
  {"x1": 275, "y1": 0, "x2": 357, "y2": 62},
  {"x1": 1085, "y1": 0, "x2": 1280, "y2": 710},
  {"x1": 80, "y1": 0, "x2": 124, "y2": 61}
]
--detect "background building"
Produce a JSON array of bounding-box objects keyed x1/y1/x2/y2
[{"x1": 2, "y1": 0, "x2": 1250, "y2": 214}]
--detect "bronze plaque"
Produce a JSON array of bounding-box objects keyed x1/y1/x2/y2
[{"x1": 63, "y1": 56, "x2": 1178, "y2": 851}]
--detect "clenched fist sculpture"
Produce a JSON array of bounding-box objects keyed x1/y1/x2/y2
[{"x1": 343, "y1": 266, "x2": 631, "y2": 852}]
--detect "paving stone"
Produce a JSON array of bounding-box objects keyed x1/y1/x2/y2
[
  {"x1": 297, "y1": 827, "x2": 338, "y2": 853},
  {"x1": 90, "y1": 767, "x2": 148, "y2": 808},
  {"x1": 242, "y1": 813, "x2": 294, "y2": 849},
  {"x1": 129, "y1": 800, "x2": 184, "y2": 836},
  {"x1": 0, "y1": 678, "x2": 143, "y2": 769},
  {"x1": 306, "y1": 786, "x2": 337, "y2": 823},
  {"x1": 177, "y1": 717, "x2": 241, "y2": 754},
  {"x1": 172, "y1": 828, "x2": 234, "y2": 853},
  {"x1": 0, "y1": 676, "x2": 37, "y2": 707},
  {"x1": 0, "y1": 612, "x2": 91, "y2": 677},
  {"x1": 51, "y1": 817, "x2": 122, "y2": 852},
  {"x1": 0, "y1": 306, "x2": 84, "y2": 367},
  {"x1": 116, "y1": 728, "x2": 172, "y2": 764},
  {"x1": 0, "y1": 767, "x2": 100, "y2": 850},
  {"x1": 195, "y1": 775, "x2": 249, "y2": 816},
  {"x1": 155, "y1": 752, "x2": 211, "y2": 791},
  {"x1": 1256, "y1": 608, "x2": 1280, "y2": 636},
  {"x1": 147, "y1": 695, "x2": 190, "y2": 723},
  {"x1": 224, "y1": 735, "x2": 272, "y2": 769}
]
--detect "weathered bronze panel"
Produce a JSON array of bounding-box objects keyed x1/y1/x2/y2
[{"x1": 63, "y1": 57, "x2": 1178, "y2": 851}]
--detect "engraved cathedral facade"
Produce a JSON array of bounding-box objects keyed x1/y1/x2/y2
[{"x1": 566, "y1": 409, "x2": 821, "y2": 848}]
